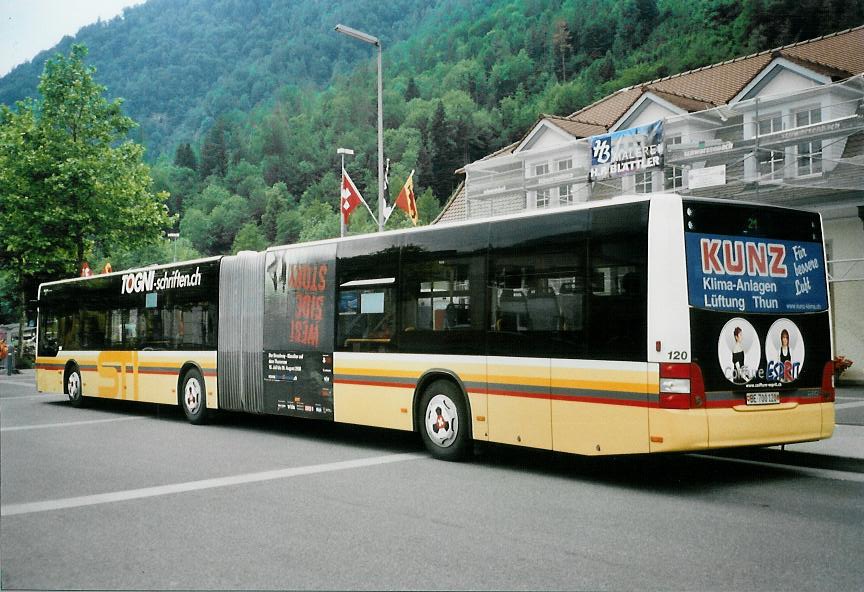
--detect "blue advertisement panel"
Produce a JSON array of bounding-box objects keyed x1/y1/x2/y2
[
  {"x1": 685, "y1": 232, "x2": 828, "y2": 314},
  {"x1": 589, "y1": 120, "x2": 663, "y2": 181}
]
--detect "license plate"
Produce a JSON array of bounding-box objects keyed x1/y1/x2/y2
[{"x1": 746, "y1": 392, "x2": 780, "y2": 406}]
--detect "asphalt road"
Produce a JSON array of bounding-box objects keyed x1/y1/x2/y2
[{"x1": 2, "y1": 375, "x2": 863, "y2": 591}]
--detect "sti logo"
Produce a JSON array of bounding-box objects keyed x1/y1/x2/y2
[{"x1": 700, "y1": 239, "x2": 788, "y2": 278}]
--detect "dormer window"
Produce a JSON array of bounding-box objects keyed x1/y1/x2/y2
[
  {"x1": 556, "y1": 158, "x2": 573, "y2": 171},
  {"x1": 533, "y1": 163, "x2": 549, "y2": 177},
  {"x1": 757, "y1": 113, "x2": 782, "y2": 136},
  {"x1": 795, "y1": 107, "x2": 821, "y2": 128}
]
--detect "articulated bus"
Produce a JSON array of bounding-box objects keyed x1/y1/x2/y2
[{"x1": 36, "y1": 194, "x2": 835, "y2": 460}]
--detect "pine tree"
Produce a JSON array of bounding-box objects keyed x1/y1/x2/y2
[
  {"x1": 404, "y1": 76, "x2": 420, "y2": 101},
  {"x1": 428, "y1": 101, "x2": 459, "y2": 204},
  {"x1": 174, "y1": 142, "x2": 198, "y2": 170},
  {"x1": 200, "y1": 120, "x2": 228, "y2": 179}
]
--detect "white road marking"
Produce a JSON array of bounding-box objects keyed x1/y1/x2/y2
[
  {"x1": 695, "y1": 454, "x2": 864, "y2": 483},
  {"x1": 1, "y1": 416, "x2": 143, "y2": 432},
  {"x1": 835, "y1": 401, "x2": 864, "y2": 409},
  {"x1": 1, "y1": 393, "x2": 64, "y2": 400},
  {"x1": 0, "y1": 379, "x2": 37, "y2": 388},
  {"x1": 1, "y1": 452, "x2": 425, "y2": 517}
]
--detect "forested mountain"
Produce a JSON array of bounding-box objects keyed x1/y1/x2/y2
[{"x1": 2, "y1": 0, "x2": 863, "y2": 267}]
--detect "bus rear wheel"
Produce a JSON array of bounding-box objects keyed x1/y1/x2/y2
[
  {"x1": 418, "y1": 379, "x2": 471, "y2": 461},
  {"x1": 181, "y1": 368, "x2": 207, "y2": 425},
  {"x1": 66, "y1": 365, "x2": 85, "y2": 407}
]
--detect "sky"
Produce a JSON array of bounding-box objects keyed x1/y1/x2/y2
[{"x1": 0, "y1": 0, "x2": 146, "y2": 77}]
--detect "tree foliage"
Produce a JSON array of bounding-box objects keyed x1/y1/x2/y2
[{"x1": 0, "y1": 44, "x2": 171, "y2": 325}]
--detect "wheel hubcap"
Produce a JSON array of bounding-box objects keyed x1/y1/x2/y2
[
  {"x1": 424, "y1": 393, "x2": 458, "y2": 448},
  {"x1": 67, "y1": 373, "x2": 80, "y2": 401},
  {"x1": 185, "y1": 378, "x2": 201, "y2": 414}
]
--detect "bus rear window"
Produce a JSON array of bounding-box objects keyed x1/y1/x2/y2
[{"x1": 683, "y1": 200, "x2": 822, "y2": 243}]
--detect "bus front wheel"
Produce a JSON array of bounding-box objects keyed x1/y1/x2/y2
[
  {"x1": 418, "y1": 379, "x2": 471, "y2": 461},
  {"x1": 181, "y1": 368, "x2": 207, "y2": 425},
  {"x1": 66, "y1": 365, "x2": 85, "y2": 407}
]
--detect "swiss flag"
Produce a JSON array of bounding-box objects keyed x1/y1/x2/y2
[{"x1": 341, "y1": 168, "x2": 367, "y2": 226}]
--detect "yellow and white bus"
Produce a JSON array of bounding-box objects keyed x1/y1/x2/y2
[{"x1": 36, "y1": 194, "x2": 835, "y2": 460}]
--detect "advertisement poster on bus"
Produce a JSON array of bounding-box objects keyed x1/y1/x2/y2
[
  {"x1": 263, "y1": 244, "x2": 337, "y2": 419},
  {"x1": 588, "y1": 120, "x2": 664, "y2": 182},
  {"x1": 684, "y1": 233, "x2": 828, "y2": 314},
  {"x1": 685, "y1": 231, "x2": 830, "y2": 393}
]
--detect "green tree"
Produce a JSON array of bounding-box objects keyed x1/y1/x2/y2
[
  {"x1": 174, "y1": 142, "x2": 198, "y2": 170},
  {"x1": 262, "y1": 182, "x2": 293, "y2": 241},
  {"x1": 552, "y1": 20, "x2": 572, "y2": 82},
  {"x1": 0, "y1": 44, "x2": 170, "y2": 344},
  {"x1": 200, "y1": 119, "x2": 228, "y2": 179},
  {"x1": 404, "y1": 76, "x2": 420, "y2": 101},
  {"x1": 231, "y1": 222, "x2": 268, "y2": 253}
]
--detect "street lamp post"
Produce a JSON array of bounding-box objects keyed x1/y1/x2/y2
[
  {"x1": 334, "y1": 24, "x2": 384, "y2": 233},
  {"x1": 337, "y1": 147, "x2": 354, "y2": 237},
  {"x1": 167, "y1": 232, "x2": 180, "y2": 262}
]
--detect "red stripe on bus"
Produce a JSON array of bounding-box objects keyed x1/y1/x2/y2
[
  {"x1": 549, "y1": 394, "x2": 654, "y2": 407},
  {"x1": 334, "y1": 378, "x2": 416, "y2": 389}
]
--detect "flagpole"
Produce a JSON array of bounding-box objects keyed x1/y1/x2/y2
[
  {"x1": 337, "y1": 148, "x2": 354, "y2": 237},
  {"x1": 376, "y1": 40, "x2": 384, "y2": 233}
]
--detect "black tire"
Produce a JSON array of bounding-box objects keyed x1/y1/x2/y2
[
  {"x1": 66, "y1": 364, "x2": 85, "y2": 407},
  {"x1": 418, "y1": 379, "x2": 472, "y2": 461},
  {"x1": 180, "y1": 368, "x2": 207, "y2": 425}
]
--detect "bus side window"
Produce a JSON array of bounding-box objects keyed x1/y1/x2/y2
[
  {"x1": 336, "y1": 284, "x2": 396, "y2": 351},
  {"x1": 586, "y1": 206, "x2": 648, "y2": 361},
  {"x1": 38, "y1": 313, "x2": 59, "y2": 356}
]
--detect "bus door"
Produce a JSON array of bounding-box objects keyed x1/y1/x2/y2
[{"x1": 682, "y1": 201, "x2": 832, "y2": 448}]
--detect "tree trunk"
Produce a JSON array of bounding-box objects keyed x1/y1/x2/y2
[{"x1": 16, "y1": 258, "x2": 26, "y2": 369}]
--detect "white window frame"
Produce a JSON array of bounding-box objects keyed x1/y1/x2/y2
[
  {"x1": 533, "y1": 162, "x2": 550, "y2": 177},
  {"x1": 556, "y1": 158, "x2": 573, "y2": 172},
  {"x1": 635, "y1": 171, "x2": 652, "y2": 194},
  {"x1": 791, "y1": 106, "x2": 823, "y2": 177},
  {"x1": 664, "y1": 135, "x2": 683, "y2": 190},
  {"x1": 757, "y1": 112, "x2": 783, "y2": 136},
  {"x1": 558, "y1": 184, "x2": 573, "y2": 206},
  {"x1": 535, "y1": 188, "x2": 551, "y2": 208},
  {"x1": 758, "y1": 149, "x2": 785, "y2": 180},
  {"x1": 794, "y1": 106, "x2": 821, "y2": 128},
  {"x1": 797, "y1": 139, "x2": 823, "y2": 176}
]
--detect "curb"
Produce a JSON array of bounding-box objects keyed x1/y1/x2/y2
[{"x1": 711, "y1": 447, "x2": 864, "y2": 474}]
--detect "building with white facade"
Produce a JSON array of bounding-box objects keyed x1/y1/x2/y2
[{"x1": 436, "y1": 27, "x2": 864, "y2": 382}]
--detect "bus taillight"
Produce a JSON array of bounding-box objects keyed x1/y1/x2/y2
[
  {"x1": 821, "y1": 361, "x2": 835, "y2": 402},
  {"x1": 659, "y1": 363, "x2": 706, "y2": 409}
]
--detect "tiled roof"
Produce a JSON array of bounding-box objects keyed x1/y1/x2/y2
[
  {"x1": 647, "y1": 89, "x2": 716, "y2": 113},
  {"x1": 647, "y1": 53, "x2": 774, "y2": 106},
  {"x1": 544, "y1": 115, "x2": 607, "y2": 139},
  {"x1": 433, "y1": 181, "x2": 467, "y2": 224},
  {"x1": 781, "y1": 27, "x2": 864, "y2": 76},
  {"x1": 566, "y1": 26, "x2": 864, "y2": 127},
  {"x1": 568, "y1": 87, "x2": 644, "y2": 128}
]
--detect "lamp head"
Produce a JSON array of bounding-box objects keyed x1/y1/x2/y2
[{"x1": 334, "y1": 24, "x2": 379, "y2": 46}]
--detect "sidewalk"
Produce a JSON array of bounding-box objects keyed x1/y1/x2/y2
[
  {"x1": 779, "y1": 424, "x2": 864, "y2": 461},
  {"x1": 0, "y1": 367, "x2": 34, "y2": 380}
]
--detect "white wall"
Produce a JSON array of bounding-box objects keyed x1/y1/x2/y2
[{"x1": 824, "y1": 216, "x2": 864, "y2": 383}]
